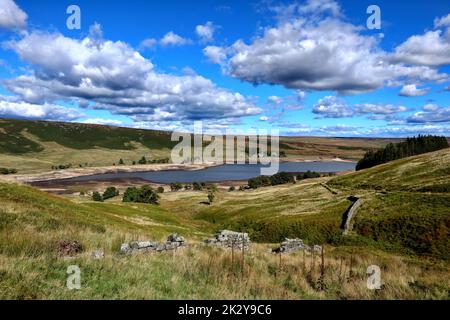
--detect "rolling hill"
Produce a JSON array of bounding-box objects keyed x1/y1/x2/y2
[
  {"x1": 0, "y1": 147, "x2": 449, "y2": 299},
  {"x1": 0, "y1": 118, "x2": 399, "y2": 173}
]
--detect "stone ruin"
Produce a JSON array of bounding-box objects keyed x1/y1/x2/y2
[
  {"x1": 204, "y1": 230, "x2": 251, "y2": 250},
  {"x1": 120, "y1": 233, "x2": 186, "y2": 254},
  {"x1": 272, "y1": 238, "x2": 322, "y2": 254}
]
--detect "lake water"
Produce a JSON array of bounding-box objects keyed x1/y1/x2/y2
[{"x1": 49, "y1": 161, "x2": 356, "y2": 184}]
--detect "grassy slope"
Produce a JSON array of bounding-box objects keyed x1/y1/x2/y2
[
  {"x1": 0, "y1": 119, "x2": 176, "y2": 172},
  {"x1": 1, "y1": 182, "x2": 449, "y2": 299},
  {"x1": 328, "y1": 148, "x2": 450, "y2": 259},
  {"x1": 0, "y1": 118, "x2": 397, "y2": 173},
  {"x1": 159, "y1": 149, "x2": 450, "y2": 259}
]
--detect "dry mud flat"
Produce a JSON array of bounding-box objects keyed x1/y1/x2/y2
[{"x1": 0, "y1": 163, "x2": 214, "y2": 184}]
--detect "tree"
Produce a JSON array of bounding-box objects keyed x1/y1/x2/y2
[
  {"x1": 356, "y1": 135, "x2": 449, "y2": 170},
  {"x1": 123, "y1": 187, "x2": 139, "y2": 202},
  {"x1": 0, "y1": 168, "x2": 17, "y2": 175},
  {"x1": 119, "y1": 158, "x2": 124, "y2": 165},
  {"x1": 92, "y1": 191, "x2": 103, "y2": 202},
  {"x1": 138, "y1": 156, "x2": 147, "y2": 165},
  {"x1": 103, "y1": 187, "x2": 119, "y2": 200},
  {"x1": 157, "y1": 186, "x2": 165, "y2": 193},
  {"x1": 206, "y1": 184, "x2": 218, "y2": 192},
  {"x1": 170, "y1": 182, "x2": 183, "y2": 192},
  {"x1": 137, "y1": 185, "x2": 160, "y2": 204},
  {"x1": 269, "y1": 172, "x2": 294, "y2": 185},
  {"x1": 193, "y1": 182, "x2": 203, "y2": 191},
  {"x1": 228, "y1": 186, "x2": 236, "y2": 192},
  {"x1": 122, "y1": 185, "x2": 159, "y2": 205},
  {"x1": 298, "y1": 171, "x2": 321, "y2": 180},
  {"x1": 207, "y1": 190, "x2": 215, "y2": 205}
]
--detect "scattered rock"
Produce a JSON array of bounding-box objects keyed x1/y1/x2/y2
[
  {"x1": 120, "y1": 233, "x2": 186, "y2": 254},
  {"x1": 92, "y1": 249, "x2": 104, "y2": 259},
  {"x1": 58, "y1": 240, "x2": 83, "y2": 256},
  {"x1": 167, "y1": 233, "x2": 186, "y2": 247},
  {"x1": 309, "y1": 245, "x2": 323, "y2": 253},
  {"x1": 272, "y1": 238, "x2": 322, "y2": 254},
  {"x1": 204, "y1": 230, "x2": 251, "y2": 250}
]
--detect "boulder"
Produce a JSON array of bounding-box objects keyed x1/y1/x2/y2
[
  {"x1": 92, "y1": 249, "x2": 104, "y2": 259},
  {"x1": 120, "y1": 234, "x2": 187, "y2": 254},
  {"x1": 204, "y1": 230, "x2": 251, "y2": 250},
  {"x1": 120, "y1": 243, "x2": 131, "y2": 254},
  {"x1": 166, "y1": 233, "x2": 186, "y2": 247},
  {"x1": 272, "y1": 238, "x2": 322, "y2": 254}
]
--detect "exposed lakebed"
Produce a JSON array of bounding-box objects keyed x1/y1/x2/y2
[{"x1": 31, "y1": 161, "x2": 356, "y2": 186}]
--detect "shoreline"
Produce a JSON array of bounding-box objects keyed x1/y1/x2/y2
[
  {"x1": 1, "y1": 157, "x2": 356, "y2": 185},
  {"x1": 0, "y1": 163, "x2": 216, "y2": 184}
]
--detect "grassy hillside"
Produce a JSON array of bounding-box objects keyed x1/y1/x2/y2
[
  {"x1": 0, "y1": 138, "x2": 449, "y2": 298},
  {"x1": 0, "y1": 118, "x2": 397, "y2": 173},
  {"x1": 328, "y1": 148, "x2": 450, "y2": 259},
  {"x1": 0, "y1": 119, "x2": 176, "y2": 173},
  {"x1": 1, "y1": 181, "x2": 449, "y2": 299}
]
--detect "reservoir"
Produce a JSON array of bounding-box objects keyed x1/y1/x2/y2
[{"x1": 38, "y1": 161, "x2": 356, "y2": 184}]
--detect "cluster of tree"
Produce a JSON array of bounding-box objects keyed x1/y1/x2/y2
[
  {"x1": 92, "y1": 186, "x2": 120, "y2": 202},
  {"x1": 170, "y1": 182, "x2": 183, "y2": 191},
  {"x1": 92, "y1": 191, "x2": 103, "y2": 202},
  {"x1": 193, "y1": 182, "x2": 206, "y2": 191},
  {"x1": 356, "y1": 135, "x2": 449, "y2": 171},
  {"x1": 51, "y1": 164, "x2": 72, "y2": 170},
  {"x1": 0, "y1": 168, "x2": 17, "y2": 175},
  {"x1": 136, "y1": 156, "x2": 170, "y2": 165},
  {"x1": 103, "y1": 187, "x2": 119, "y2": 200},
  {"x1": 122, "y1": 185, "x2": 160, "y2": 205},
  {"x1": 297, "y1": 170, "x2": 321, "y2": 180},
  {"x1": 170, "y1": 181, "x2": 218, "y2": 192},
  {"x1": 248, "y1": 172, "x2": 295, "y2": 189}
]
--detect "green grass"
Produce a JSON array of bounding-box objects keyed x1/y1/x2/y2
[
  {"x1": 0, "y1": 118, "x2": 176, "y2": 152},
  {"x1": 0, "y1": 145, "x2": 449, "y2": 298},
  {"x1": 328, "y1": 148, "x2": 450, "y2": 191},
  {"x1": 326, "y1": 148, "x2": 450, "y2": 259}
]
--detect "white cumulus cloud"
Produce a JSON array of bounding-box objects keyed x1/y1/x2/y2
[
  {"x1": 4, "y1": 26, "x2": 261, "y2": 127},
  {"x1": 196, "y1": 22, "x2": 216, "y2": 43},
  {"x1": 399, "y1": 84, "x2": 428, "y2": 97},
  {"x1": 0, "y1": 96, "x2": 83, "y2": 121},
  {"x1": 205, "y1": 1, "x2": 448, "y2": 94},
  {"x1": 0, "y1": 0, "x2": 27, "y2": 31},
  {"x1": 160, "y1": 31, "x2": 193, "y2": 47}
]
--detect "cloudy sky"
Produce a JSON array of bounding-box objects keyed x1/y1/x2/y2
[{"x1": 0, "y1": 0, "x2": 449, "y2": 137}]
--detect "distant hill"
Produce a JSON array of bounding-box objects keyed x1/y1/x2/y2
[
  {"x1": 0, "y1": 118, "x2": 400, "y2": 173},
  {"x1": 0, "y1": 118, "x2": 176, "y2": 154}
]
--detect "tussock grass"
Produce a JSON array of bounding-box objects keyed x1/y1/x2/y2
[{"x1": 1, "y1": 244, "x2": 448, "y2": 299}]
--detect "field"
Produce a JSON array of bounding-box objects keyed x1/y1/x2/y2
[{"x1": 0, "y1": 146, "x2": 449, "y2": 299}]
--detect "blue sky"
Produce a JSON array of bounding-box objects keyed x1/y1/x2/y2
[{"x1": 0, "y1": 0, "x2": 449, "y2": 136}]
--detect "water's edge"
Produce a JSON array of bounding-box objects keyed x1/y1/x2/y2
[{"x1": 32, "y1": 161, "x2": 356, "y2": 185}]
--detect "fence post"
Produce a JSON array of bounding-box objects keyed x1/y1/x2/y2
[
  {"x1": 241, "y1": 235, "x2": 245, "y2": 278},
  {"x1": 318, "y1": 245, "x2": 326, "y2": 290}
]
